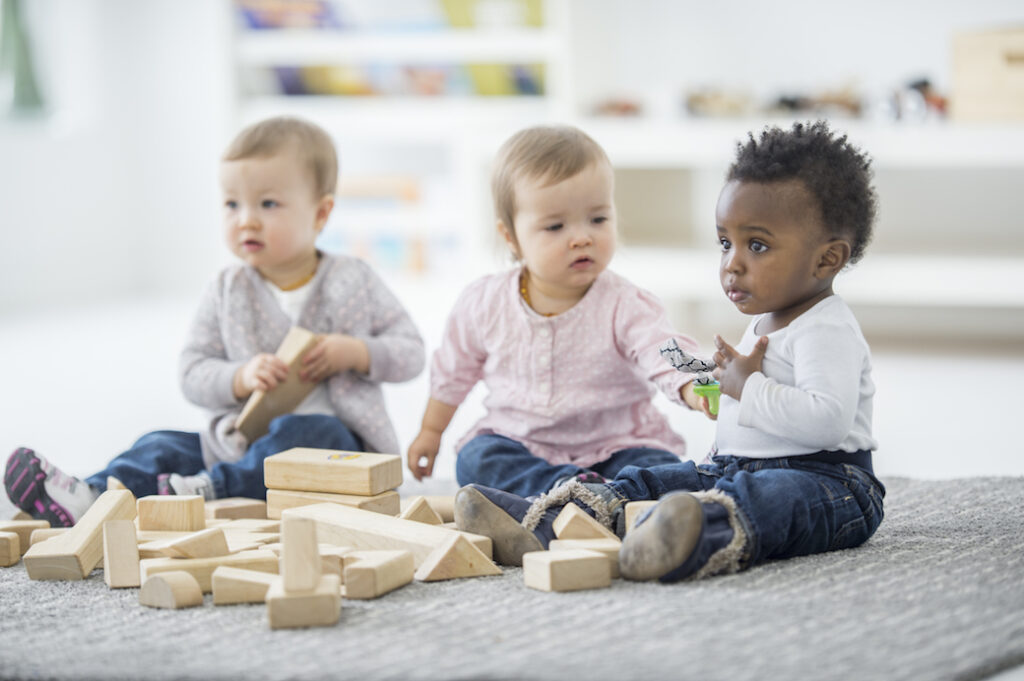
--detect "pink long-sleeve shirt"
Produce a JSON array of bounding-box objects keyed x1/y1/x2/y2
[{"x1": 431, "y1": 267, "x2": 701, "y2": 467}]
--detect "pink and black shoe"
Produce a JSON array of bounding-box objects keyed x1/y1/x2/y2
[{"x1": 4, "y1": 447, "x2": 95, "y2": 527}]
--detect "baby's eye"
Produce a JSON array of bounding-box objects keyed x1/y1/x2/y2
[
  {"x1": 749, "y1": 240, "x2": 768, "y2": 254},
  {"x1": 545, "y1": 223, "x2": 563, "y2": 232},
  {"x1": 719, "y1": 237, "x2": 732, "y2": 251},
  {"x1": 592, "y1": 216, "x2": 608, "y2": 225},
  {"x1": 261, "y1": 199, "x2": 278, "y2": 209},
  {"x1": 224, "y1": 200, "x2": 238, "y2": 210}
]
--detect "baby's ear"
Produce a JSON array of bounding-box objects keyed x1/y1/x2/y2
[
  {"x1": 315, "y1": 194, "x2": 335, "y2": 231},
  {"x1": 497, "y1": 220, "x2": 519, "y2": 257},
  {"x1": 815, "y1": 239, "x2": 851, "y2": 278}
]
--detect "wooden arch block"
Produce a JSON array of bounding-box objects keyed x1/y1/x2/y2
[{"x1": 139, "y1": 571, "x2": 204, "y2": 609}]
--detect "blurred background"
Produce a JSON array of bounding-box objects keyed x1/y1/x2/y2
[{"x1": 1, "y1": 0, "x2": 1023, "y2": 488}]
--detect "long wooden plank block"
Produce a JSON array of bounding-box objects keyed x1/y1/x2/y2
[
  {"x1": 139, "y1": 549, "x2": 279, "y2": 593},
  {"x1": 266, "y1": 488, "x2": 400, "y2": 519},
  {"x1": 264, "y1": 449, "x2": 402, "y2": 496},
  {"x1": 23, "y1": 490, "x2": 136, "y2": 580},
  {"x1": 283, "y1": 503, "x2": 491, "y2": 568}
]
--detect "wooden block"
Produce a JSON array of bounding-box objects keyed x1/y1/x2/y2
[
  {"x1": 103, "y1": 519, "x2": 140, "y2": 588},
  {"x1": 266, "y1": 574, "x2": 342, "y2": 629},
  {"x1": 235, "y1": 327, "x2": 320, "y2": 442},
  {"x1": 0, "y1": 520, "x2": 50, "y2": 556},
  {"x1": 30, "y1": 527, "x2": 69, "y2": 546},
  {"x1": 264, "y1": 448, "x2": 402, "y2": 496},
  {"x1": 22, "y1": 490, "x2": 136, "y2": 580},
  {"x1": 0, "y1": 531, "x2": 19, "y2": 567},
  {"x1": 11, "y1": 510, "x2": 32, "y2": 521},
  {"x1": 212, "y1": 566, "x2": 279, "y2": 605},
  {"x1": 344, "y1": 550, "x2": 414, "y2": 599},
  {"x1": 219, "y1": 518, "x2": 280, "y2": 533},
  {"x1": 281, "y1": 516, "x2": 320, "y2": 592},
  {"x1": 137, "y1": 495, "x2": 205, "y2": 532},
  {"x1": 624, "y1": 501, "x2": 658, "y2": 534},
  {"x1": 422, "y1": 496, "x2": 455, "y2": 524},
  {"x1": 399, "y1": 496, "x2": 443, "y2": 525},
  {"x1": 283, "y1": 503, "x2": 491, "y2": 568},
  {"x1": 549, "y1": 538, "x2": 621, "y2": 578},
  {"x1": 106, "y1": 476, "x2": 127, "y2": 491},
  {"x1": 414, "y1": 534, "x2": 501, "y2": 582},
  {"x1": 161, "y1": 528, "x2": 230, "y2": 559},
  {"x1": 267, "y1": 488, "x2": 400, "y2": 519},
  {"x1": 139, "y1": 571, "x2": 203, "y2": 609},
  {"x1": 552, "y1": 503, "x2": 620, "y2": 542},
  {"x1": 205, "y1": 498, "x2": 267, "y2": 520},
  {"x1": 140, "y1": 549, "x2": 279, "y2": 593},
  {"x1": 523, "y1": 549, "x2": 611, "y2": 592},
  {"x1": 318, "y1": 544, "x2": 352, "y2": 579}
]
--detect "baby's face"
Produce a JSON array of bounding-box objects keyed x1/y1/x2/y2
[
  {"x1": 219, "y1": 148, "x2": 326, "y2": 278},
  {"x1": 508, "y1": 161, "x2": 617, "y2": 298},
  {"x1": 716, "y1": 179, "x2": 835, "y2": 324}
]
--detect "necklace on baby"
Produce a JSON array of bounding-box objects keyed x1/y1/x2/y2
[
  {"x1": 520, "y1": 270, "x2": 557, "y2": 317},
  {"x1": 277, "y1": 257, "x2": 320, "y2": 292}
]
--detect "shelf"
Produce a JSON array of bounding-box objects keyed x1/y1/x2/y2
[
  {"x1": 236, "y1": 28, "x2": 563, "y2": 64},
  {"x1": 573, "y1": 117, "x2": 1024, "y2": 169},
  {"x1": 613, "y1": 247, "x2": 1024, "y2": 309}
]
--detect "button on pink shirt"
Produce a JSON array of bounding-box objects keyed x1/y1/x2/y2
[{"x1": 431, "y1": 267, "x2": 702, "y2": 467}]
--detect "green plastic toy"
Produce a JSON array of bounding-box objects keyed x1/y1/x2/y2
[{"x1": 692, "y1": 382, "x2": 721, "y2": 416}]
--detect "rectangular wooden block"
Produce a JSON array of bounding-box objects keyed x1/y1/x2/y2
[
  {"x1": 344, "y1": 550, "x2": 414, "y2": 599},
  {"x1": 103, "y1": 519, "x2": 140, "y2": 588},
  {"x1": 235, "y1": 327, "x2": 320, "y2": 442},
  {"x1": 281, "y1": 516, "x2": 320, "y2": 591},
  {"x1": 140, "y1": 549, "x2": 279, "y2": 593},
  {"x1": 212, "y1": 566, "x2": 279, "y2": 605},
  {"x1": 204, "y1": 498, "x2": 267, "y2": 520},
  {"x1": 265, "y1": 449, "x2": 403, "y2": 496},
  {"x1": 283, "y1": 503, "x2": 491, "y2": 568},
  {"x1": 0, "y1": 520, "x2": 50, "y2": 556},
  {"x1": 0, "y1": 531, "x2": 20, "y2": 567},
  {"x1": 549, "y1": 538, "x2": 621, "y2": 578},
  {"x1": 523, "y1": 549, "x2": 611, "y2": 592},
  {"x1": 266, "y1": 488, "x2": 400, "y2": 519},
  {"x1": 137, "y1": 495, "x2": 205, "y2": 532},
  {"x1": 266, "y1": 573, "x2": 342, "y2": 629},
  {"x1": 22, "y1": 490, "x2": 136, "y2": 580}
]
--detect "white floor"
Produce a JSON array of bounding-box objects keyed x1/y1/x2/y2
[{"x1": 1, "y1": 291, "x2": 1022, "y2": 496}]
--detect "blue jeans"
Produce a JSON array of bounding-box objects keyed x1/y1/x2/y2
[
  {"x1": 608, "y1": 453, "x2": 885, "y2": 566},
  {"x1": 456, "y1": 433, "x2": 684, "y2": 498},
  {"x1": 85, "y1": 414, "x2": 364, "y2": 499}
]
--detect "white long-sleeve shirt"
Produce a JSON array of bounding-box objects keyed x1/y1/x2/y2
[{"x1": 714, "y1": 295, "x2": 877, "y2": 459}]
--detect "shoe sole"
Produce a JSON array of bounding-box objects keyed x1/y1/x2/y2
[
  {"x1": 453, "y1": 486, "x2": 543, "y2": 567},
  {"x1": 4, "y1": 448, "x2": 76, "y2": 527},
  {"x1": 619, "y1": 493, "x2": 703, "y2": 581}
]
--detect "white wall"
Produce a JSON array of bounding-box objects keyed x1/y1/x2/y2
[{"x1": 0, "y1": 0, "x2": 233, "y2": 315}]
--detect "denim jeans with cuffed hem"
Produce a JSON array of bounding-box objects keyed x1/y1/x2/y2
[
  {"x1": 607, "y1": 452, "x2": 885, "y2": 567},
  {"x1": 85, "y1": 414, "x2": 364, "y2": 499},
  {"x1": 455, "y1": 433, "x2": 683, "y2": 498}
]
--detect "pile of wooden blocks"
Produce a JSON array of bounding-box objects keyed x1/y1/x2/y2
[
  {"x1": 0, "y1": 447, "x2": 508, "y2": 630},
  {"x1": 521, "y1": 500, "x2": 657, "y2": 592}
]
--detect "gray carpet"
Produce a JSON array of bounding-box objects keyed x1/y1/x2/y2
[{"x1": 1, "y1": 477, "x2": 1023, "y2": 681}]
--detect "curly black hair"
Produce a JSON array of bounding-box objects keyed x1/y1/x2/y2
[{"x1": 727, "y1": 120, "x2": 877, "y2": 264}]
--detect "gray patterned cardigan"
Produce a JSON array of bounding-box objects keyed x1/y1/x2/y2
[{"x1": 179, "y1": 252, "x2": 425, "y2": 466}]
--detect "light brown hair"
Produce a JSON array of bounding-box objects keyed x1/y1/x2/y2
[
  {"x1": 491, "y1": 125, "x2": 611, "y2": 242},
  {"x1": 222, "y1": 116, "x2": 338, "y2": 198}
]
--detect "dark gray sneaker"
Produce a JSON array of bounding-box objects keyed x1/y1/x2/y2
[{"x1": 453, "y1": 484, "x2": 559, "y2": 566}]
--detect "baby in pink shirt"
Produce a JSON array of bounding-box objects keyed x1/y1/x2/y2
[{"x1": 407, "y1": 125, "x2": 712, "y2": 497}]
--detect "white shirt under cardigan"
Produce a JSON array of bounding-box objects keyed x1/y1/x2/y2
[{"x1": 713, "y1": 295, "x2": 878, "y2": 460}]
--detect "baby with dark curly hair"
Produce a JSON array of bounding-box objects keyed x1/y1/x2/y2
[{"x1": 453, "y1": 120, "x2": 888, "y2": 582}]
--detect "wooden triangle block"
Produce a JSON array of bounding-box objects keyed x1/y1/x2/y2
[
  {"x1": 414, "y1": 533, "x2": 502, "y2": 582},
  {"x1": 399, "y1": 496, "x2": 443, "y2": 525},
  {"x1": 162, "y1": 527, "x2": 230, "y2": 559},
  {"x1": 552, "y1": 503, "x2": 620, "y2": 542}
]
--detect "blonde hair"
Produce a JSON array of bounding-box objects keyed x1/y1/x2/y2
[
  {"x1": 222, "y1": 116, "x2": 338, "y2": 198},
  {"x1": 491, "y1": 125, "x2": 611, "y2": 241}
]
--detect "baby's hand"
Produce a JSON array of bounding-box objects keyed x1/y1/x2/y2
[
  {"x1": 234, "y1": 353, "x2": 289, "y2": 399},
  {"x1": 407, "y1": 429, "x2": 442, "y2": 481},
  {"x1": 681, "y1": 382, "x2": 717, "y2": 421},
  {"x1": 300, "y1": 334, "x2": 369, "y2": 382},
  {"x1": 712, "y1": 334, "x2": 768, "y2": 401}
]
